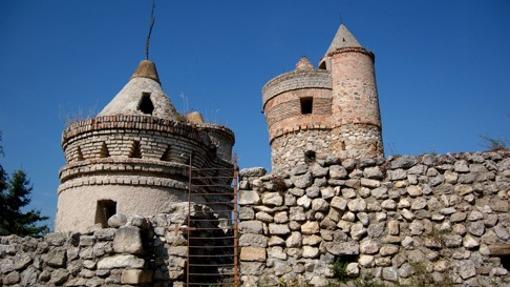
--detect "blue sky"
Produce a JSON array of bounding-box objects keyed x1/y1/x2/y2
[{"x1": 1, "y1": 0, "x2": 509, "y2": 229}]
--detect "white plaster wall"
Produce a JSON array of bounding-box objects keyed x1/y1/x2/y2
[{"x1": 55, "y1": 185, "x2": 186, "y2": 232}]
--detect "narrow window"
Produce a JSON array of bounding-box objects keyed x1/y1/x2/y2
[
  {"x1": 129, "y1": 140, "x2": 142, "y2": 158},
  {"x1": 95, "y1": 200, "x2": 117, "y2": 227},
  {"x1": 99, "y1": 142, "x2": 110, "y2": 158},
  {"x1": 138, "y1": 92, "x2": 154, "y2": 115},
  {"x1": 76, "y1": 146, "x2": 84, "y2": 161},
  {"x1": 160, "y1": 145, "x2": 172, "y2": 161},
  {"x1": 300, "y1": 97, "x2": 313, "y2": 114},
  {"x1": 304, "y1": 150, "x2": 316, "y2": 164}
]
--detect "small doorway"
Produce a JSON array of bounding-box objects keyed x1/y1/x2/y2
[{"x1": 95, "y1": 200, "x2": 117, "y2": 227}]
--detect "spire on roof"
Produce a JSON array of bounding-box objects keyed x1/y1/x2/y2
[
  {"x1": 295, "y1": 57, "x2": 313, "y2": 72},
  {"x1": 131, "y1": 59, "x2": 160, "y2": 83},
  {"x1": 144, "y1": 0, "x2": 156, "y2": 60},
  {"x1": 324, "y1": 24, "x2": 362, "y2": 56}
]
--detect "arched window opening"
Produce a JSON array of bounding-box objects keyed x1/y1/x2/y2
[
  {"x1": 76, "y1": 146, "x2": 84, "y2": 161},
  {"x1": 160, "y1": 145, "x2": 172, "y2": 161},
  {"x1": 138, "y1": 92, "x2": 154, "y2": 115},
  {"x1": 129, "y1": 140, "x2": 142, "y2": 158},
  {"x1": 99, "y1": 142, "x2": 110, "y2": 158}
]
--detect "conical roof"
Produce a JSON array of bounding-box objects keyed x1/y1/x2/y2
[
  {"x1": 98, "y1": 60, "x2": 180, "y2": 120},
  {"x1": 324, "y1": 24, "x2": 362, "y2": 56}
]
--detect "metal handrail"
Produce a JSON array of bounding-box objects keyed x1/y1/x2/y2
[{"x1": 185, "y1": 161, "x2": 240, "y2": 286}]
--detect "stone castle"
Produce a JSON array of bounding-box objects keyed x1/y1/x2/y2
[
  {"x1": 56, "y1": 23, "x2": 383, "y2": 232},
  {"x1": 1, "y1": 23, "x2": 510, "y2": 287}
]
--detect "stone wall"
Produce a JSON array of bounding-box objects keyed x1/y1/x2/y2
[
  {"x1": 0, "y1": 203, "x2": 229, "y2": 287},
  {"x1": 238, "y1": 150, "x2": 510, "y2": 286},
  {"x1": 271, "y1": 129, "x2": 331, "y2": 173},
  {"x1": 330, "y1": 124, "x2": 384, "y2": 160}
]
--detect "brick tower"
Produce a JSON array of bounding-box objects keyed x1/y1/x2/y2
[
  {"x1": 262, "y1": 57, "x2": 332, "y2": 171},
  {"x1": 263, "y1": 24, "x2": 383, "y2": 172},
  {"x1": 321, "y1": 24, "x2": 384, "y2": 161}
]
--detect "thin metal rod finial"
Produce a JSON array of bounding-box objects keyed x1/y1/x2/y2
[{"x1": 144, "y1": 0, "x2": 156, "y2": 60}]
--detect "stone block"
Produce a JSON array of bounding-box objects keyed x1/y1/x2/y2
[
  {"x1": 113, "y1": 226, "x2": 143, "y2": 254},
  {"x1": 261, "y1": 192, "x2": 283, "y2": 206},
  {"x1": 45, "y1": 248, "x2": 67, "y2": 267},
  {"x1": 121, "y1": 269, "x2": 153, "y2": 284},
  {"x1": 301, "y1": 221, "x2": 319, "y2": 234},
  {"x1": 239, "y1": 167, "x2": 267, "y2": 178},
  {"x1": 240, "y1": 233, "x2": 268, "y2": 247},
  {"x1": 240, "y1": 247, "x2": 266, "y2": 262},
  {"x1": 239, "y1": 220, "x2": 264, "y2": 234},
  {"x1": 239, "y1": 190, "x2": 260, "y2": 205},
  {"x1": 97, "y1": 255, "x2": 144, "y2": 269},
  {"x1": 324, "y1": 241, "x2": 359, "y2": 255},
  {"x1": 268, "y1": 224, "x2": 290, "y2": 235},
  {"x1": 108, "y1": 213, "x2": 127, "y2": 228}
]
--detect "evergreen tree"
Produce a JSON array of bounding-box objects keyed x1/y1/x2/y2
[
  {"x1": 0, "y1": 160, "x2": 6, "y2": 234},
  {"x1": 0, "y1": 135, "x2": 49, "y2": 236}
]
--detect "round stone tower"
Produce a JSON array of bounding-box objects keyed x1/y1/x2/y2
[
  {"x1": 263, "y1": 24, "x2": 384, "y2": 172},
  {"x1": 262, "y1": 57, "x2": 333, "y2": 172},
  {"x1": 55, "y1": 60, "x2": 235, "y2": 232},
  {"x1": 320, "y1": 24, "x2": 384, "y2": 160}
]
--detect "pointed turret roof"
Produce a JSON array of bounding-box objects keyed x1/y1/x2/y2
[
  {"x1": 324, "y1": 24, "x2": 362, "y2": 56},
  {"x1": 98, "y1": 60, "x2": 180, "y2": 120}
]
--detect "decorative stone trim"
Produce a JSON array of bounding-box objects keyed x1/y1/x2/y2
[
  {"x1": 270, "y1": 123, "x2": 331, "y2": 143},
  {"x1": 327, "y1": 46, "x2": 375, "y2": 60},
  {"x1": 59, "y1": 159, "x2": 190, "y2": 182},
  {"x1": 262, "y1": 70, "x2": 332, "y2": 106},
  {"x1": 194, "y1": 122, "x2": 235, "y2": 144},
  {"x1": 58, "y1": 175, "x2": 188, "y2": 193},
  {"x1": 270, "y1": 120, "x2": 382, "y2": 142},
  {"x1": 62, "y1": 115, "x2": 207, "y2": 147}
]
